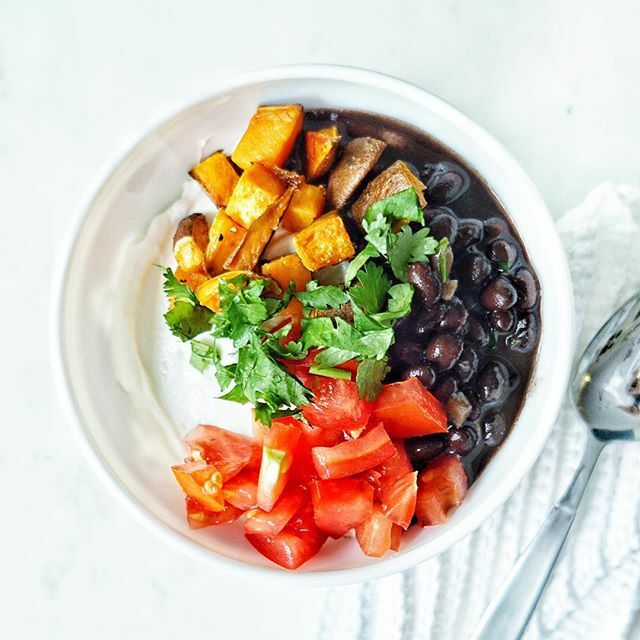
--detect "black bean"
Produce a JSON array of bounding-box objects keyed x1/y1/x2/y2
[
  {"x1": 487, "y1": 239, "x2": 518, "y2": 271},
  {"x1": 425, "y1": 334, "x2": 464, "y2": 371},
  {"x1": 407, "y1": 263, "x2": 441, "y2": 307},
  {"x1": 390, "y1": 341, "x2": 425, "y2": 366},
  {"x1": 484, "y1": 217, "x2": 509, "y2": 239},
  {"x1": 448, "y1": 426, "x2": 478, "y2": 455},
  {"x1": 401, "y1": 364, "x2": 436, "y2": 389},
  {"x1": 422, "y1": 161, "x2": 470, "y2": 205},
  {"x1": 405, "y1": 434, "x2": 448, "y2": 469},
  {"x1": 465, "y1": 315, "x2": 490, "y2": 348},
  {"x1": 454, "y1": 219, "x2": 484, "y2": 250},
  {"x1": 506, "y1": 312, "x2": 539, "y2": 353},
  {"x1": 456, "y1": 346, "x2": 478, "y2": 383},
  {"x1": 462, "y1": 387, "x2": 481, "y2": 421},
  {"x1": 482, "y1": 412, "x2": 508, "y2": 447},
  {"x1": 446, "y1": 392, "x2": 473, "y2": 427},
  {"x1": 439, "y1": 299, "x2": 469, "y2": 333},
  {"x1": 488, "y1": 309, "x2": 516, "y2": 333},
  {"x1": 480, "y1": 276, "x2": 518, "y2": 310},
  {"x1": 459, "y1": 252, "x2": 492, "y2": 287},
  {"x1": 429, "y1": 212, "x2": 459, "y2": 243},
  {"x1": 414, "y1": 303, "x2": 446, "y2": 336},
  {"x1": 476, "y1": 361, "x2": 510, "y2": 404},
  {"x1": 434, "y1": 376, "x2": 458, "y2": 403},
  {"x1": 512, "y1": 267, "x2": 539, "y2": 310}
]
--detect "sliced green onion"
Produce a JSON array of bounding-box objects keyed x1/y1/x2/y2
[{"x1": 309, "y1": 365, "x2": 352, "y2": 380}]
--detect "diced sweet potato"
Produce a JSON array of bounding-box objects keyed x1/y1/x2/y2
[
  {"x1": 351, "y1": 160, "x2": 427, "y2": 224},
  {"x1": 173, "y1": 213, "x2": 209, "y2": 273},
  {"x1": 305, "y1": 126, "x2": 341, "y2": 181},
  {"x1": 232, "y1": 104, "x2": 304, "y2": 170},
  {"x1": 282, "y1": 184, "x2": 326, "y2": 232},
  {"x1": 226, "y1": 188, "x2": 295, "y2": 271},
  {"x1": 280, "y1": 297, "x2": 303, "y2": 326},
  {"x1": 225, "y1": 163, "x2": 286, "y2": 228},
  {"x1": 205, "y1": 210, "x2": 247, "y2": 275},
  {"x1": 195, "y1": 270, "x2": 254, "y2": 312},
  {"x1": 189, "y1": 152, "x2": 239, "y2": 207},
  {"x1": 293, "y1": 211, "x2": 356, "y2": 271},
  {"x1": 175, "y1": 267, "x2": 208, "y2": 291},
  {"x1": 270, "y1": 166, "x2": 305, "y2": 187},
  {"x1": 261, "y1": 254, "x2": 311, "y2": 292},
  {"x1": 327, "y1": 137, "x2": 387, "y2": 210}
]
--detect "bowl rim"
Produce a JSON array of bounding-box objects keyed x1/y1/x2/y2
[{"x1": 50, "y1": 63, "x2": 574, "y2": 586}]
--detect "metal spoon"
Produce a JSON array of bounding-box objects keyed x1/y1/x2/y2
[{"x1": 471, "y1": 294, "x2": 640, "y2": 640}]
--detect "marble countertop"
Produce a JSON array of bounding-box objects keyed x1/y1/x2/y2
[{"x1": 3, "y1": 0, "x2": 640, "y2": 638}]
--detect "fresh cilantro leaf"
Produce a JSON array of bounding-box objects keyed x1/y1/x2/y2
[
  {"x1": 357, "y1": 328, "x2": 394, "y2": 358},
  {"x1": 219, "y1": 384, "x2": 249, "y2": 404},
  {"x1": 314, "y1": 347, "x2": 359, "y2": 368},
  {"x1": 160, "y1": 266, "x2": 199, "y2": 304},
  {"x1": 348, "y1": 262, "x2": 391, "y2": 313},
  {"x1": 356, "y1": 358, "x2": 390, "y2": 401},
  {"x1": 351, "y1": 303, "x2": 386, "y2": 332},
  {"x1": 345, "y1": 244, "x2": 380, "y2": 285},
  {"x1": 296, "y1": 281, "x2": 350, "y2": 310},
  {"x1": 189, "y1": 340, "x2": 235, "y2": 389},
  {"x1": 362, "y1": 208, "x2": 392, "y2": 255},
  {"x1": 388, "y1": 226, "x2": 439, "y2": 281},
  {"x1": 364, "y1": 188, "x2": 424, "y2": 229},
  {"x1": 372, "y1": 283, "x2": 414, "y2": 322},
  {"x1": 164, "y1": 301, "x2": 214, "y2": 341}
]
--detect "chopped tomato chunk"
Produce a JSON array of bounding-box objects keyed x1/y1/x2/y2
[
  {"x1": 244, "y1": 486, "x2": 305, "y2": 536},
  {"x1": 372, "y1": 378, "x2": 448, "y2": 438},
  {"x1": 184, "y1": 424, "x2": 261, "y2": 480},
  {"x1": 221, "y1": 468, "x2": 259, "y2": 510},
  {"x1": 379, "y1": 471, "x2": 418, "y2": 529},
  {"x1": 299, "y1": 420, "x2": 343, "y2": 448},
  {"x1": 310, "y1": 478, "x2": 374, "y2": 537},
  {"x1": 390, "y1": 524, "x2": 402, "y2": 552},
  {"x1": 416, "y1": 455, "x2": 468, "y2": 526},
  {"x1": 246, "y1": 505, "x2": 327, "y2": 570},
  {"x1": 172, "y1": 460, "x2": 225, "y2": 512},
  {"x1": 377, "y1": 440, "x2": 413, "y2": 478},
  {"x1": 185, "y1": 496, "x2": 241, "y2": 529},
  {"x1": 356, "y1": 505, "x2": 395, "y2": 558},
  {"x1": 311, "y1": 423, "x2": 395, "y2": 480},
  {"x1": 257, "y1": 417, "x2": 301, "y2": 511}
]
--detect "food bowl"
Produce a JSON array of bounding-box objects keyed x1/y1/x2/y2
[{"x1": 51, "y1": 65, "x2": 573, "y2": 585}]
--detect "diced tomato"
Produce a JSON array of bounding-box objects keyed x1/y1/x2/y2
[
  {"x1": 245, "y1": 505, "x2": 327, "y2": 570},
  {"x1": 185, "y1": 496, "x2": 241, "y2": 529},
  {"x1": 310, "y1": 478, "x2": 374, "y2": 537},
  {"x1": 390, "y1": 524, "x2": 402, "y2": 552},
  {"x1": 184, "y1": 424, "x2": 261, "y2": 480},
  {"x1": 244, "y1": 486, "x2": 305, "y2": 536},
  {"x1": 416, "y1": 455, "x2": 468, "y2": 526},
  {"x1": 281, "y1": 348, "x2": 321, "y2": 386},
  {"x1": 221, "y1": 468, "x2": 259, "y2": 510},
  {"x1": 172, "y1": 460, "x2": 225, "y2": 512},
  {"x1": 377, "y1": 440, "x2": 413, "y2": 478},
  {"x1": 311, "y1": 423, "x2": 395, "y2": 480},
  {"x1": 289, "y1": 437, "x2": 317, "y2": 483},
  {"x1": 257, "y1": 417, "x2": 301, "y2": 511},
  {"x1": 372, "y1": 378, "x2": 448, "y2": 438},
  {"x1": 356, "y1": 505, "x2": 395, "y2": 558},
  {"x1": 302, "y1": 378, "x2": 372, "y2": 432},
  {"x1": 280, "y1": 322, "x2": 302, "y2": 346},
  {"x1": 379, "y1": 471, "x2": 418, "y2": 529},
  {"x1": 299, "y1": 420, "x2": 343, "y2": 448}
]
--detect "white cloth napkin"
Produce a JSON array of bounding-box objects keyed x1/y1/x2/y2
[{"x1": 318, "y1": 184, "x2": 640, "y2": 640}]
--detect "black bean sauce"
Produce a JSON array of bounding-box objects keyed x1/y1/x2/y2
[{"x1": 288, "y1": 109, "x2": 541, "y2": 483}]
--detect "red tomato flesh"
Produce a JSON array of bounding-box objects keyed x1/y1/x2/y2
[
  {"x1": 390, "y1": 524, "x2": 402, "y2": 552},
  {"x1": 371, "y1": 378, "x2": 448, "y2": 438},
  {"x1": 221, "y1": 468, "x2": 259, "y2": 510},
  {"x1": 172, "y1": 461, "x2": 225, "y2": 512},
  {"x1": 311, "y1": 423, "x2": 395, "y2": 480},
  {"x1": 184, "y1": 424, "x2": 261, "y2": 480},
  {"x1": 379, "y1": 471, "x2": 418, "y2": 530},
  {"x1": 257, "y1": 417, "x2": 301, "y2": 512},
  {"x1": 244, "y1": 486, "x2": 305, "y2": 536},
  {"x1": 245, "y1": 505, "x2": 327, "y2": 570},
  {"x1": 356, "y1": 504, "x2": 395, "y2": 558},
  {"x1": 310, "y1": 478, "x2": 374, "y2": 538},
  {"x1": 416, "y1": 455, "x2": 468, "y2": 526},
  {"x1": 185, "y1": 496, "x2": 241, "y2": 529}
]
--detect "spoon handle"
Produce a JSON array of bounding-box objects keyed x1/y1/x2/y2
[{"x1": 469, "y1": 436, "x2": 605, "y2": 640}]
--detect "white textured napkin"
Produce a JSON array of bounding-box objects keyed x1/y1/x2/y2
[{"x1": 318, "y1": 184, "x2": 640, "y2": 640}]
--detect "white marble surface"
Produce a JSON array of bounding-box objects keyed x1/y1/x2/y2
[{"x1": 2, "y1": 0, "x2": 640, "y2": 638}]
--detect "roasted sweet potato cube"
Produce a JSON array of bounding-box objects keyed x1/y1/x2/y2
[
  {"x1": 189, "y1": 152, "x2": 239, "y2": 207},
  {"x1": 305, "y1": 126, "x2": 341, "y2": 181},
  {"x1": 280, "y1": 297, "x2": 304, "y2": 326},
  {"x1": 351, "y1": 160, "x2": 427, "y2": 224},
  {"x1": 270, "y1": 166, "x2": 305, "y2": 187},
  {"x1": 293, "y1": 211, "x2": 356, "y2": 271},
  {"x1": 175, "y1": 267, "x2": 209, "y2": 291},
  {"x1": 232, "y1": 104, "x2": 304, "y2": 170},
  {"x1": 261, "y1": 254, "x2": 311, "y2": 292},
  {"x1": 327, "y1": 137, "x2": 387, "y2": 210},
  {"x1": 226, "y1": 188, "x2": 295, "y2": 271},
  {"x1": 195, "y1": 270, "x2": 254, "y2": 312},
  {"x1": 173, "y1": 213, "x2": 210, "y2": 273},
  {"x1": 205, "y1": 211, "x2": 247, "y2": 275},
  {"x1": 225, "y1": 163, "x2": 286, "y2": 228},
  {"x1": 282, "y1": 184, "x2": 326, "y2": 232}
]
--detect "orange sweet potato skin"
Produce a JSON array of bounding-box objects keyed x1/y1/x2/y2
[
  {"x1": 232, "y1": 105, "x2": 304, "y2": 170},
  {"x1": 225, "y1": 188, "x2": 295, "y2": 271},
  {"x1": 173, "y1": 213, "x2": 210, "y2": 273},
  {"x1": 305, "y1": 126, "x2": 341, "y2": 182},
  {"x1": 261, "y1": 254, "x2": 311, "y2": 292},
  {"x1": 189, "y1": 152, "x2": 239, "y2": 207},
  {"x1": 205, "y1": 211, "x2": 247, "y2": 275},
  {"x1": 282, "y1": 184, "x2": 326, "y2": 232}
]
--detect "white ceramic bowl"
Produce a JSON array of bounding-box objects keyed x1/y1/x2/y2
[{"x1": 51, "y1": 65, "x2": 574, "y2": 585}]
